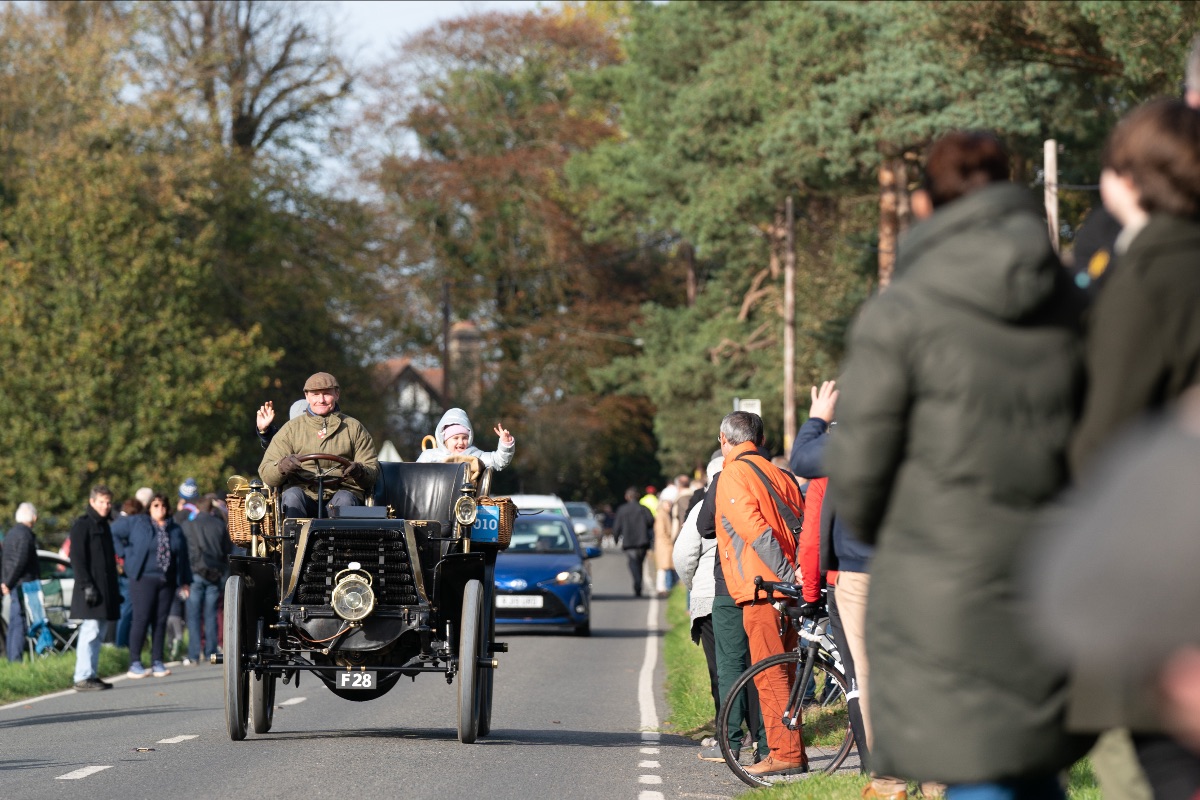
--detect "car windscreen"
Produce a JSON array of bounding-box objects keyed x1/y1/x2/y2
[
  {"x1": 506, "y1": 520, "x2": 575, "y2": 553},
  {"x1": 565, "y1": 503, "x2": 590, "y2": 518}
]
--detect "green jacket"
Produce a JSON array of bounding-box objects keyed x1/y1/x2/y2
[
  {"x1": 826, "y1": 183, "x2": 1091, "y2": 783},
  {"x1": 1063, "y1": 213, "x2": 1200, "y2": 732},
  {"x1": 259, "y1": 411, "x2": 380, "y2": 501}
]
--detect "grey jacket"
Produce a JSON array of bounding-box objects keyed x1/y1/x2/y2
[
  {"x1": 826, "y1": 183, "x2": 1091, "y2": 783},
  {"x1": 672, "y1": 497, "x2": 715, "y2": 620}
]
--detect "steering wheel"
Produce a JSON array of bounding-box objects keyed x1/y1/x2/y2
[{"x1": 292, "y1": 453, "x2": 353, "y2": 488}]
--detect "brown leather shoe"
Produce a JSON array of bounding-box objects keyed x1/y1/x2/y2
[
  {"x1": 744, "y1": 754, "x2": 808, "y2": 777},
  {"x1": 862, "y1": 780, "x2": 908, "y2": 800}
]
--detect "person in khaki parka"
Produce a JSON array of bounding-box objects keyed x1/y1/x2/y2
[{"x1": 259, "y1": 372, "x2": 379, "y2": 519}]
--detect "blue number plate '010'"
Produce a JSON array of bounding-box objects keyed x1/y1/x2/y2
[
  {"x1": 336, "y1": 671, "x2": 376, "y2": 690},
  {"x1": 471, "y1": 506, "x2": 501, "y2": 543}
]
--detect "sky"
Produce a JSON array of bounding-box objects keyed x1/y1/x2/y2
[{"x1": 331, "y1": 0, "x2": 544, "y2": 62}]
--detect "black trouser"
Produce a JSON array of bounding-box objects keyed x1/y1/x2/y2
[
  {"x1": 128, "y1": 575, "x2": 175, "y2": 666},
  {"x1": 827, "y1": 586, "x2": 870, "y2": 772},
  {"x1": 624, "y1": 547, "x2": 649, "y2": 595},
  {"x1": 694, "y1": 614, "x2": 720, "y2": 720},
  {"x1": 1132, "y1": 733, "x2": 1200, "y2": 800}
]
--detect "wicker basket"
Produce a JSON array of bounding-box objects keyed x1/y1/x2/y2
[
  {"x1": 477, "y1": 496, "x2": 515, "y2": 549},
  {"x1": 226, "y1": 493, "x2": 276, "y2": 547}
]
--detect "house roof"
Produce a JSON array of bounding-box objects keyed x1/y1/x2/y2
[{"x1": 374, "y1": 358, "x2": 444, "y2": 399}]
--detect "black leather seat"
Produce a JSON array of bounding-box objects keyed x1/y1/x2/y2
[{"x1": 373, "y1": 462, "x2": 472, "y2": 531}]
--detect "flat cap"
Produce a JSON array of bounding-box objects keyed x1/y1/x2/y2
[{"x1": 303, "y1": 372, "x2": 339, "y2": 392}]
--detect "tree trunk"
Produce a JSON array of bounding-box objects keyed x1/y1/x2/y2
[
  {"x1": 783, "y1": 196, "x2": 796, "y2": 452},
  {"x1": 878, "y1": 156, "x2": 900, "y2": 289},
  {"x1": 681, "y1": 241, "x2": 697, "y2": 307}
]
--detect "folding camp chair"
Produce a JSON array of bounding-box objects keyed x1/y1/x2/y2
[{"x1": 21, "y1": 579, "x2": 79, "y2": 657}]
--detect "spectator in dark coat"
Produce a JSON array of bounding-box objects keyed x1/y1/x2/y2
[
  {"x1": 827, "y1": 131, "x2": 1091, "y2": 794},
  {"x1": 183, "y1": 496, "x2": 231, "y2": 664},
  {"x1": 70, "y1": 486, "x2": 120, "y2": 691},
  {"x1": 1, "y1": 503, "x2": 40, "y2": 662},
  {"x1": 613, "y1": 487, "x2": 653, "y2": 597}
]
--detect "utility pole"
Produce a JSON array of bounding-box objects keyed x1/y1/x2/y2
[
  {"x1": 441, "y1": 279, "x2": 452, "y2": 406},
  {"x1": 1044, "y1": 139, "x2": 1059, "y2": 254},
  {"x1": 783, "y1": 196, "x2": 796, "y2": 453}
]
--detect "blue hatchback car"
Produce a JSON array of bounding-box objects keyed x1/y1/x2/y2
[{"x1": 494, "y1": 513, "x2": 601, "y2": 636}]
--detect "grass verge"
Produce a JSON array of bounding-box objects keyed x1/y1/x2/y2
[
  {"x1": 0, "y1": 644, "x2": 131, "y2": 704},
  {"x1": 659, "y1": 588, "x2": 1103, "y2": 799},
  {"x1": 664, "y1": 584, "x2": 717, "y2": 738}
]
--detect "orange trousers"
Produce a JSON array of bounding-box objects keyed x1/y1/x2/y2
[{"x1": 742, "y1": 600, "x2": 805, "y2": 763}]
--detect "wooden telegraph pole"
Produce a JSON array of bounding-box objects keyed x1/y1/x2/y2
[
  {"x1": 1044, "y1": 139, "x2": 1059, "y2": 254},
  {"x1": 783, "y1": 196, "x2": 796, "y2": 452}
]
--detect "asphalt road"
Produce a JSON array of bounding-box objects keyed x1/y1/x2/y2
[{"x1": 0, "y1": 550, "x2": 753, "y2": 800}]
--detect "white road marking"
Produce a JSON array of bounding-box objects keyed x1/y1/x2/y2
[
  {"x1": 0, "y1": 688, "x2": 75, "y2": 712},
  {"x1": 278, "y1": 697, "x2": 306, "y2": 706},
  {"x1": 157, "y1": 735, "x2": 199, "y2": 744},
  {"x1": 636, "y1": 596, "x2": 663, "y2": 800},
  {"x1": 638, "y1": 594, "x2": 659, "y2": 731},
  {"x1": 57, "y1": 766, "x2": 112, "y2": 780}
]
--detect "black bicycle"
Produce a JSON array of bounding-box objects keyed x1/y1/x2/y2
[{"x1": 716, "y1": 577, "x2": 856, "y2": 786}]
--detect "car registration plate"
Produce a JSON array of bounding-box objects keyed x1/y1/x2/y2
[
  {"x1": 336, "y1": 670, "x2": 377, "y2": 690},
  {"x1": 496, "y1": 595, "x2": 543, "y2": 609}
]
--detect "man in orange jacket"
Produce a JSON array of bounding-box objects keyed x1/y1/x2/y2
[{"x1": 714, "y1": 410, "x2": 807, "y2": 776}]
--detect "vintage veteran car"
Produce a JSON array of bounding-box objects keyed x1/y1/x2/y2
[{"x1": 223, "y1": 454, "x2": 513, "y2": 744}]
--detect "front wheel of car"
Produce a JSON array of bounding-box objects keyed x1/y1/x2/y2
[
  {"x1": 574, "y1": 620, "x2": 591, "y2": 637},
  {"x1": 223, "y1": 575, "x2": 248, "y2": 741}
]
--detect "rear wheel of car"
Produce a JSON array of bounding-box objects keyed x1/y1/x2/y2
[
  {"x1": 457, "y1": 579, "x2": 483, "y2": 744},
  {"x1": 224, "y1": 575, "x2": 248, "y2": 741},
  {"x1": 250, "y1": 671, "x2": 276, "y2": 734}
]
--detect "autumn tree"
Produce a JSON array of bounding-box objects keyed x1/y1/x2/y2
[{"x1": 363, "y1": 8, "x2": 666, "y2": 497}]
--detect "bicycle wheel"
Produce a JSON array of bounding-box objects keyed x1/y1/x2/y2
[{"x1": 717, "y1": 651, "x2": 855, "y2": 787}]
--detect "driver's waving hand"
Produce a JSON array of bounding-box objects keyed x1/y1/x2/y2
[{"x1": 259, "y1": 372, "x2": 379, "y2": 519}]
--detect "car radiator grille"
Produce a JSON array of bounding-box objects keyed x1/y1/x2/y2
[{"x1": 296, "y1": 528, "x2": 420, "y2": 606}]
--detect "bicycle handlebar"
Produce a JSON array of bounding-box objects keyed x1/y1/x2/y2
[{"x1": 752, "y1": 576, "x2": 804, "y2": 602}]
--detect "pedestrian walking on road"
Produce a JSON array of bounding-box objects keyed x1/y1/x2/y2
[
  {"x1": 69, "y1": 486, "x2": 120, "y2": 691},
  {"x1": 614, "y1": 487, "x2": 653, "y2": 597},
  {"x1": 1, "y1": 502, "x2": 41, "y2": 662}
]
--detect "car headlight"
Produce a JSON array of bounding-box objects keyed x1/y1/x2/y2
[
  {"x1": 553, "y1": 569, "x2": 586, "y2": 585},
  {"x1": 245, "y1": 492, "x2": 267, "y2": 522},
  {"x1": 454, "y1": 495, "x2": 478, "y2": 526},
  {"x1": 331, "y1": 563, "x2": 375, "y2": 622},
  {"x1": 573, "y1": 522, "x2": 586, "y2": 534}
]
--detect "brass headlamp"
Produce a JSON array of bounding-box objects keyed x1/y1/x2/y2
[{"x1": 331, "y1": 562, "x2": 375, "y2": 622}]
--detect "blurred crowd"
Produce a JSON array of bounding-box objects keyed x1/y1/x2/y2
[
  {"x1": 650, "y1": 38, "x2": 1200, "y2": 800},
  {"x1": 2, "y1": 477, "x2": 234, "y2": 691}
]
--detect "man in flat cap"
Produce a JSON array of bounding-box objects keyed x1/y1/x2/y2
[{"x1": 259, "y1": 372, "x2": 380, "y2": 518}]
